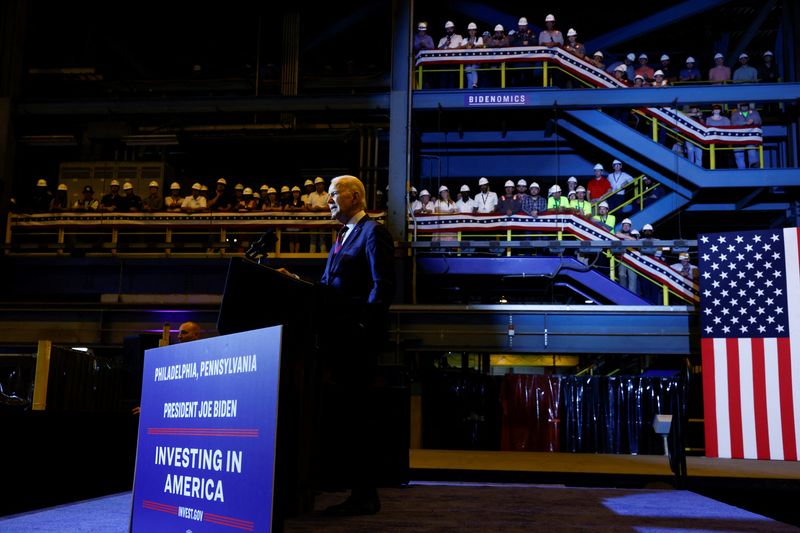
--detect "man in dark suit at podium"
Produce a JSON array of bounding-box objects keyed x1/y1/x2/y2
[{"x1": 319, "y1": 175, "x2": 395, "y2": 516}]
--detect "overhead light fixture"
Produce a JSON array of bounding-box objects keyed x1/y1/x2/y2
[
  {"x1": 122, "y1": 134, "x2": 179, "y2": 146},
  {"x1": 19, "y1": 135, "x2": 77, "y2": 146}
]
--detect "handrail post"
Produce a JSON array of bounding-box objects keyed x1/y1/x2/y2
[
  {"x1": 709, "y1": 144, "x2": 716, "y2": 170},
  {"x1": 32, "y1": 340, "x2": 52, "y2": 411},
  {"x1": 459, "y1": 64, "x2": 464, "y2": 89},
  {"x1": 652, "y1": 119, "x2": 658, "y2": 142},
  {"x1": 759, "y1": 144, "x2": 764, "y2": 168},
  {"x1": 501, "y1": 62, "x2": 506, "y2": 88},
  {"x1": 662, "y1": 284, "x2": 669, "y2": 306},
  {"x1": 543, "y1": 62, "x2": 548, "y2": 87},
  {"x1": 609, "y1": 254, "x2": 616, "y2": 282}
]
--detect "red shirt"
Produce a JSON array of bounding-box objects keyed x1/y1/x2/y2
[{"x1": 587, "y1": 177, "x2": 612, "y2": 200}]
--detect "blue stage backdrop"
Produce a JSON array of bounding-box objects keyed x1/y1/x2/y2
[{"x1": 131, "y1": 326, "x2": 282, "y2": 532}]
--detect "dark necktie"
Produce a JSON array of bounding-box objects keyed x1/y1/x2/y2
[{"x1": 333, "y1": 225, "x2": 349, "y2": 255}]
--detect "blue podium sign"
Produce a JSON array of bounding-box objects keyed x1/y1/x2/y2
[{"x1": 131, "y1": 326, "x2": 282, "y2": 532}]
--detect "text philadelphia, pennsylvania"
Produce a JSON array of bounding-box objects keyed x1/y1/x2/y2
[{"x1": 153, "y1": 354, "x2": 257, "y2": 381}]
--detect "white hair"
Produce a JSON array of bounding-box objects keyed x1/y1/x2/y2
[{"x1": 331, "y1": 175, "x2": 367, "y2": 210}]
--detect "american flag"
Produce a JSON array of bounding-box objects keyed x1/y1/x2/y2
[{"x1": 698, "y1": 228, "x2": 800, "y2": 460}]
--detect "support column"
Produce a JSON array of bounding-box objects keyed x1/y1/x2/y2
[
  {"x1": 0, "y1": 0, "x2": 27, "y2": 221},
  {"x1": 387, "y1": 0, "x2": 412, "y2": 244}
]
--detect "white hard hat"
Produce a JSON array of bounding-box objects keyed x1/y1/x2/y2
[
  {"x1": 686, "y1": 56, "x2": 695, "y2": 63},
  {"x1": 593, "y1": 51, "x2": 603, "y2": 57},
  {"x1": 529, "y1": 182, "x2": 540, "y2": 189},
  {"x1": 763, "y1": 50, "x2": 773, "y2": 56},
  {"x1": 243, "y1": 187, "x2": 253, "y2": 195},
  {"x1": 612, "y1": 159, "x2": 622, "y2": 166},
  {"x1": 478, "y1": 177, "x2": 489, "y2": 185},
  {"x1": 654, "y1": 70, "x2": 664, "y2": 77},
  {"x1": 314, "y1": 177, "x2": 324, "y2": 184},
  {"x1": 148, "y1": 180, "x2": 159, "y2": 188},
  {"x1": 593, "y1": 163, "x2": 604, "y2": 171},
  {"x1": 460, "y1": 184, "x2": 470, "y2": 192},
  {"x1": 679, "y1": 252, "x2": 689, "y2": 260},
  {"x1": 549, "y1": 185, "x2": 561, "y2": 195},
  {"x1": 615, "y1": 64, "x2": 627, "y2": 72},
  {"x1": 518, "y1": 17, "x2": 528, "y2": 25},
  {"x1": 280, "y1": 185, "x2": 290, "y2": 193},
  {"x1": 260, "y1": 184, "x2": 269, "y2": 191},
  {"x1": 504, "y1": 180, "x2": 515, "y2": 188},
  {"x1": 445, "y1": 20, "x2": 455, "y2": 28},
  {"x1": 234, "y1": 183, "x2": 244, "y2": 190},
  {"x1": 110, "y1": 179, "x2": 120, "y2": 187},
  {"x1": 200, "y1": 185, "x2": 208, "y2": 191},
  {"x1": 568, "y1": 190, "x2": 576, "y2": 197},
  {"x1": 598, "y1": 201, "x2": 609, "y2": 208},
  {"x1": 576, "y1": 186, "x2": 586, "y2": 193},
  {"x1": 545, "y1": 14, "x2": 555, "y2": 22},
  {"x1": 417, "y1": 22, "x2": 427, "y2": 31},
  {"x1": 626, "y1": 53, "x2": 636, "y2": 61},
  {"x1": 622, "y1": 218, "x2": 632, "y2": 225},
  {"x1": 714, "y1": 52, "x2": 724, "y2": 60},
  {"x1": 567, "y1": 176, "x2": 577, "y2": 183},
  {"x1": 36, "y1": 178, "x2": 47, "y2": 187},
  {"x1": 217, "y1": 178, "x2": 227, "y2": 185},
  {"x1": 567, "y1": 28, "x2": 577, "y2": 37},
  {"x1": 191, "y1": 183, "x2": 201, "y2": 190},
  {"x1": 291, "y1": 186, "x2": 301, "y2": 192},
  {"x1": 517, "y1": 178, "x2": 527, "y2": 187},
  {"x1": 631, "y1": 229, "x2": 640, "y2": 236},
  {"x1": 639, "y1": 53, "x2": 648, "y2": 60},
  {"x1": 660, "y1": 54, "x2": 669, "y2": 61},
  {"x1": 467, "y1": 22, "x2": 477, "y2": 30},
  {"x1": 494, "y1": 24, "x2": 504, "y2": 32},
  {"x1": 634, "y1": 74, "x2": 645, "y2": 81},
  {"x1": 411, "y1": 186, "x2": 417, "y2": 193},
  {"x1": 304, "y1": 179, "x2": 313, "y2": 186},
  {"x1": 438, "y1": 185, "x2": 449, "y2": 193},
  {"x1": 252, "y1": 192, "x2": 260, "y2": 198},
  {"x1": 267, "y1": 187, "x2": 277, "y2": 194},
  {"x1": 739, "y1": 52, "x2": 749, "y2": 59},
  {"x1": 419, "y1": 189, "x2": 430, "y2": 197},
  {"x1": 642, "y1": 223, "x2": 654, "y2": 231},
  {"x1": 123, "y1": 182, "x2": 133, "y2": 190},
  {"x1": 170, "y1": 182, "x2": 181, "y2": 190},
  {"x1": 57, "y1": 183, "x2": 67, "y2": 191}
]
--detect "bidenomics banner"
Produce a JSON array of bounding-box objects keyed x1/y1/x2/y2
[{"x1": 131, "y1": 326, "x2": 282, "y2": 532}]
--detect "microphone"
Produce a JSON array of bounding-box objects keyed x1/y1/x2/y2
[{"x1": 245, "y1": 229, "x2": 278, "y2": 260}]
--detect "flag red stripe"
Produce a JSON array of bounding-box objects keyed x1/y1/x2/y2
[
  {"x1": 701, "y1": 338, "x2": 718, "y2": 457},
  {"x1": 777, "y1": 338, "x2": 797, "y2": 461},
  {"x1": 751, "y1": 338, "x2": 771, "y2": 459},
  {"x1": 726, "y1": 338, "x2": 744, "y2": 459}
]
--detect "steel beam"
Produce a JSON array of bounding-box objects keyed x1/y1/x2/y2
[
  {"x1": 555, "y1": 118, "x2": 694, "y2": 199},
  {"x1": 685, "y1": 202, "x2": 791, "y2": 212},
  {"x1": 416, "y1": 256, "x2": 648, "y2": 305},
  {"x1": 584, "y1": 0, "x2": 731, "y2": 53},
  {"x1": 727, "y1": 0, "x2": 778, "y2": 67},
  {"x1": 15, "y1": 94, "x2": 391, "y2": 116},
  {"x1": 412, "y1": 83, "x2": 800, "y2": 110},
  {"x1": 390, "y1": 304, "x2": 696, "y2": 355},
  {"x1": 564, "y1": 109, "x2": 800, "y2": 188}
]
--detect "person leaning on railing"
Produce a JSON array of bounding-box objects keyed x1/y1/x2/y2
[
  {"x1": 459, "y1": 22, "x2": 485, "y2": 88},
  {"x1": 164, "y1": 182, "x2": 184, "y2": 212},
  {"x1": 180, "y1": 183, "x2": 207, "y2": 213},
  {"x1": 73, "y1": 185, "x2": 99, "y2": 212},
  {"x1": 50, "y1": 184, "x2": 70, "y2": 212}
]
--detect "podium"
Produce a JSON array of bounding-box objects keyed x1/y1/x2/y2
[{"x1": 218, "y1": 258, "x2": 409, "y2": 527}]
